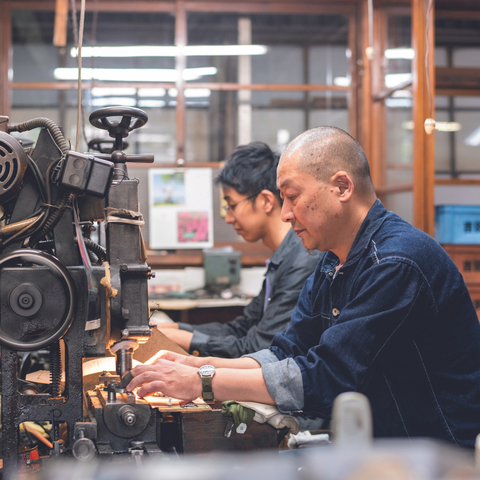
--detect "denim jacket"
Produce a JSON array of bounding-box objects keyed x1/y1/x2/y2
[{"x1": 248, "y1": 200, "x2": 480, "y2": 448}]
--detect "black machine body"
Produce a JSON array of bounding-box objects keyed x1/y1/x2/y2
[{"x1": 0, "y1": 107, "x2": 160, "y2": 477}]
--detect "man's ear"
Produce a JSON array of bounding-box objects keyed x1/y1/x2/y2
[
  {"x1": 333, "y1": 171, "x2": 354, "y2": 201},
  {"x1": 258, "y1": 189, "x2": 276, "y2": 213}
]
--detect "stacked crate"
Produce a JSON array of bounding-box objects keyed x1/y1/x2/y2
[{"x1": 436, "y1": 206, "x2": 480, "y2": 321}]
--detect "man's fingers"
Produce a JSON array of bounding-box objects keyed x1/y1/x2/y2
[
  {"x1": 146, "y1": 350, "x2": 176, "y2": 365},
  {"x1": 137, "y1": 381, "x2": 165, "y2": 398},
  {"x1": 127, "y1": 368, "x2": 162, "y2": 391}
]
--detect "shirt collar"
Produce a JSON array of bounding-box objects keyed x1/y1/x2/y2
[{"x1": 321, "y1": 199, "x2": 390, "y2": 272}]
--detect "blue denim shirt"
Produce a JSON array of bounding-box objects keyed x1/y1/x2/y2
[{"x1": 248, "y1": 200, "x2": 480, "y2": 448}]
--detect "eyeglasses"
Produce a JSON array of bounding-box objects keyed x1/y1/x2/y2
[{"x1": 222, "y1": 192, "x2": 260, "y2": 215}]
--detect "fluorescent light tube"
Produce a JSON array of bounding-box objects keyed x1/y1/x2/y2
[
  {"x1": 54, "y1": 67, "x2": 217, "y2": 82},
  {"x1": 71, "y1": 45, "x2": 267, "y2": 58},
  {"x1": 385, "y1": 48, "x2": 415, "y2": 60}
]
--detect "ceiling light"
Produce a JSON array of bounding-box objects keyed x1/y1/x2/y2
[
  {"x1": 385, "y1": 98, "x2": 412, "y2": 108},
  {"x1": 138, "y1": 100, "x2": 166, "y2": 108},
  {"x1": 385, "y1": 73, "x2": 412, "y2": 88},
  {"x1": 385, "y1": 48, "x2": 415, "y2": 60},
  {"x1": 464, "y1": 126, "x2": 480, "y2": 146},
  {"x1": 402, "y1": 121, "x2": 461, "y2": 132},
  {"x1": 333, "y1": 77, "x2": 351, "y2": 87},
  {"x1": 436, "y1": 122, "x2": 461, "y2": 132},
  {"x1": 54, "y1": 67, "x2": 217, "y2": 82},
  {"x1": 71, "y1": 45, "x2": 267, "y2": 58},
  {"x1": 90, "y1": 97, "x2": 137, "y2": 107},
  {"x1": 137, "y1": 88, "x2": 166, "y2": 97},
  {"x1": 184, "y1": 45, "x2": 267, "y2": 56},
  {"x1": 168, "y1": 88, "x2": 211, "y2": 98},
  {"x1": 392, "y1": 90, "x2": 412, "y2": 98},
  {"x1": 91, "y1": 87, "x2": 136, "y2": 96}
]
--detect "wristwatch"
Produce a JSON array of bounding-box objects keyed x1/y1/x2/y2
[{"x1": 197, "y1": 365, "x2": 216, "y2": 402}]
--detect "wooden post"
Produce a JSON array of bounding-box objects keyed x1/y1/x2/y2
[
  {"x1": 175, "y1": 0, "x2": 187, "y2": 164},
  {"x1": 348, "y1": 10, "x2": 358, "y2": 140},
  {"x1": 360, "y1": 0, "x2": 386, "y2": 197},
  {"x1": 369, "y1": 6, "x2": 387, "y2": 196},
  {"x1": 360, "y1": 0, "x2": 372, "y2": 159},
  {"x1": 412, "y1": 0, "x2": 435, "y2": 235},
  {"x1": 53, "y1": 0, "x2": 69, "y2": 47}
]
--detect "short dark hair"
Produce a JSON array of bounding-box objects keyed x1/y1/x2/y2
[{"x1": 215, "y1": 142, "x2": 281, "y2": 202}]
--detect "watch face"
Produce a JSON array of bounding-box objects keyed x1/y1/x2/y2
[{"x1": 199, "y1": 365, "x2": 215, "y2": 377}]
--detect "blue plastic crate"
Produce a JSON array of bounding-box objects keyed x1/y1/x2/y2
[{"x1": 435, "y1": 205, "x2": 480, "y2": 244}]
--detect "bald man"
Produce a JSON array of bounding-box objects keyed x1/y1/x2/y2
[{"x1": 129, "y1": 127, "x2": 480, "y2": 448}]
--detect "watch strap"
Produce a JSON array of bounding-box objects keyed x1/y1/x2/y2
[{"x1": 201, "y1": 375, "x2": 214, "y2": 401}]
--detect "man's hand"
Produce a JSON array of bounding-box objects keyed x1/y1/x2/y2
[
  {"x1": 145, "y1": 349, "x2": 197, "y2": 366},
  {"x1": 128, "y1": 360, "x2": 202, "y2": 400},
  {"x1": 158, "y1": 328, "x2": 193, "y2": 351}
]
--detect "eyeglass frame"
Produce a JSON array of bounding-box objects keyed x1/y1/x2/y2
[{"x1": 221, "y1": 191, "x2": 262, "y2": 215}]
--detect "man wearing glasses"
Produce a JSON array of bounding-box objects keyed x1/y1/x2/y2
[{"x1": 159, "y1": 142, "x2": 322, "y2": 358}]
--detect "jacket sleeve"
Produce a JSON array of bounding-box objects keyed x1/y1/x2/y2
[
  {"x1": 185, "y1": 249, "x2": 322, "y2": 358},
  {"x1": 269, "y1": 259, "x2": 431, "y2": 417}
]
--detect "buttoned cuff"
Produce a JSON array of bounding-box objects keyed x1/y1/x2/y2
[
  {"x1": 177, "y1": 322, "x2": 193, "y2": 332},
  {"x1": 243, "y1": 348, "x2": 279, "y2": 365},
  {"x1": 261, "y1": 358, "x2": 304, "y2": 414},
  {"x1": 189, "y1": 330, "x2": 210, "y2": 355}
]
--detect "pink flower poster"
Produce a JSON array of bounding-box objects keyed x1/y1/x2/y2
[{"x1": 177, "y1": 212, "x2": 209, "y2": 243}]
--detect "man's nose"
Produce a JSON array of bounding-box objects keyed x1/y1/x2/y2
[
  {"x1": 281, "y1": 202, "x2": 294, "y2": 223},
  {"x1": 224, "y1": 210, "x2": 235, "y2": 224}
]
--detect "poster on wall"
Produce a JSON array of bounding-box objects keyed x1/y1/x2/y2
[{"x1": 148, "y1": 168, "x2": 214, "y2": 250}]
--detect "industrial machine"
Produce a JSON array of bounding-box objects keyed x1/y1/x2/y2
[
  {"x1": 0, "y1": 107, "x2": 158, "y2": 477},
  {"x1": 0, "y1": 107, "x2": 280, "y2": 479}
]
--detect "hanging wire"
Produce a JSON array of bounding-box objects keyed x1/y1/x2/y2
[
  {"x1": 425, "y1": 0, "x2": 434, "y2": 119},
  {"x1": 81, "y1": 0, "x2": 99, "y2": 150},
  {"x1": 75, "y1": 0, "x2": 87, "y2": 151}
]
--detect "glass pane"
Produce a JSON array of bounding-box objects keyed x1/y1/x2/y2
[
  {"x1": 186, "y1": 12, "x2": 349, "y2": 85},
  {"x1": 434, "y1": 108, "x2": 452, "y2": 173},
  {"x1": 184, "y1": 90, "x2": 349, "y2": 163},
  {"x1": 11, "y1": 92, "x2": 175, "y2": 162},
  {"x1": 384, "y1": 192, "x2": 413, "y2": 224},
  {"x1": 386, "y1": 14, "x2": 412, "y2": 87},
  {"x1": 12, "y1": 10, "x2": 175, "y2": 83},
  {"x1": 386, "y1": 107, "x2": 413, "y2": 166},
  {"x1": 455, "y1": 109, "x2": 480, "y2": 173}
]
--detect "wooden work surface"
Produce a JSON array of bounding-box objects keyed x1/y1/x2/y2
[{"x1": 159, "y1": 408, "x2": 282, "y2": 454}]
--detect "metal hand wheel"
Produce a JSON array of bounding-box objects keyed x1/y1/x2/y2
[{"x1": 89, "y1": 107, "x2": 148, "y2": 139}]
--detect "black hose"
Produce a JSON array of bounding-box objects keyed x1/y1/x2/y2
[
  {"x1": 29, "y1": 190, "x2": 72, "y2": 247},
  {"x1": 27, "y1": 155, "x2": 47, "y2": 203},
  {"x1": 8, "y1": 118, "x2": 68, "y2": 155},
  {"x1": 83, "y1": 238, "x2": 107, "y2": 262}
]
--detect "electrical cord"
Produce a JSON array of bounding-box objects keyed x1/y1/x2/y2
[{"x1": 27, "y1": 154, "x2": 47, "y2": 203}]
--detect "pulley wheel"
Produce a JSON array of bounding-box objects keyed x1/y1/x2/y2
[{"x1": 0, "y1": 250, "x2": 77, "y2": 351}]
